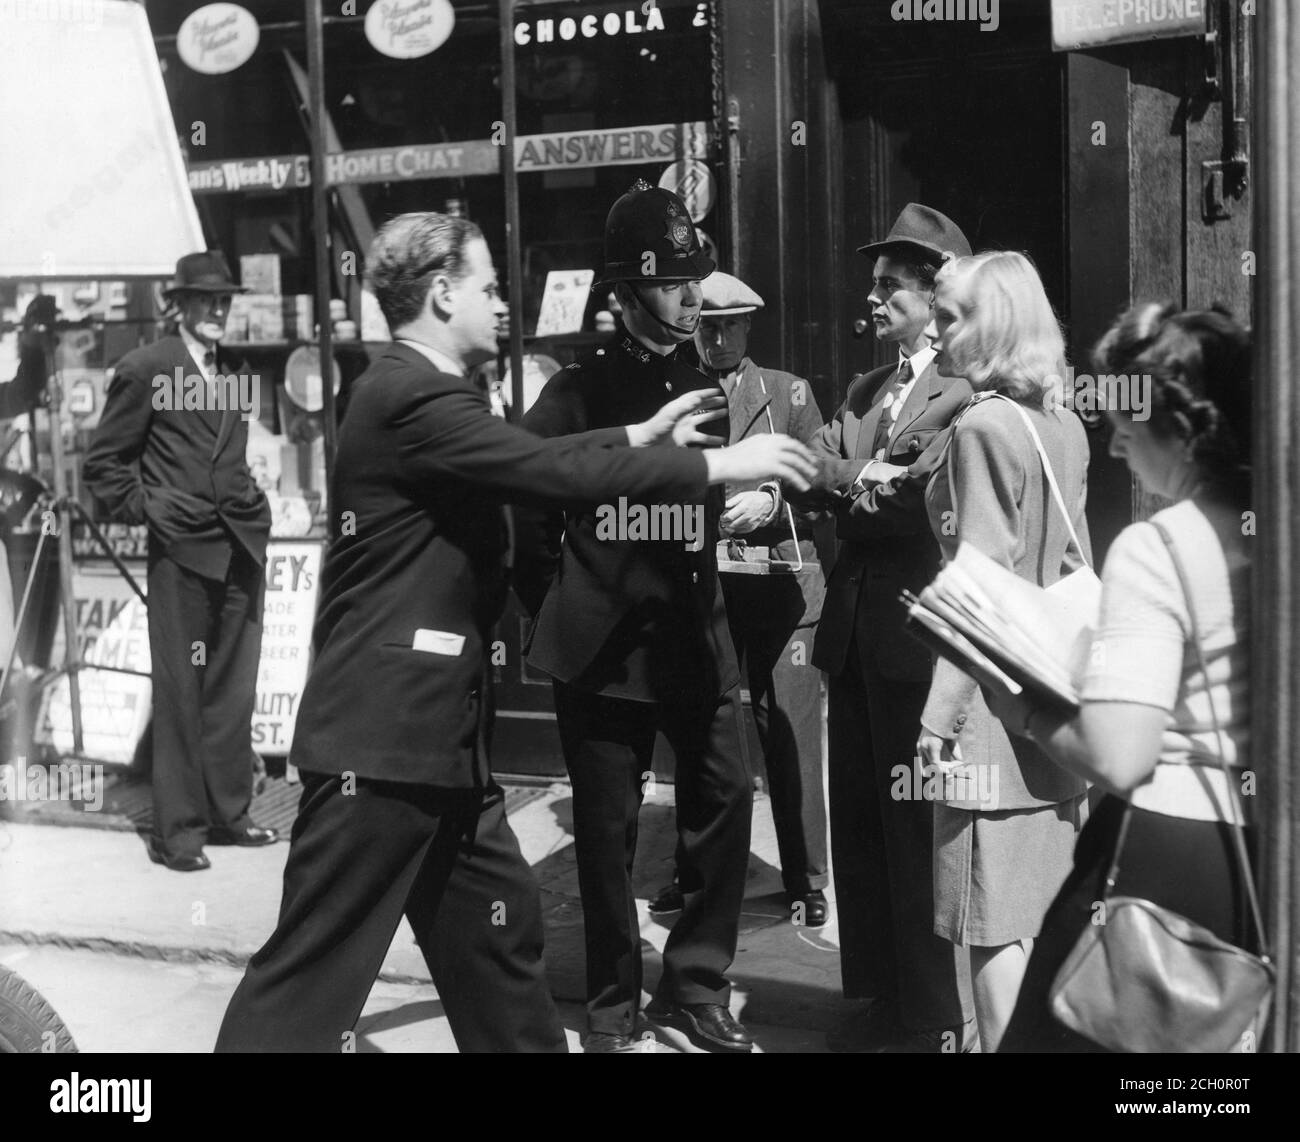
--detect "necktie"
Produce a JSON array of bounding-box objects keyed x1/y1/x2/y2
[{"x1": 870, "y1": 358, "x2": 911, "y2": 460}]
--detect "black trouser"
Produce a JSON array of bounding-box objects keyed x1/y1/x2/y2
[
  {"x1": 553, "y1": 681, "x2": 753, "y2": 1037},
  {"x1": 147, "y1": 550, "x2": 263, "y2": 857},
  {"x1": 826, "y1": 640, "x2": 972, "y2": 1031},
  {"x1": 1000, "y1": 795, "x2": 1258, "y2": 1053},
  {"x1": 215, "y1": 773, "x2": 566, "y2": 1053},
  {"x1": 723, "y1": 572, "x2": 828, "y2": 896}
]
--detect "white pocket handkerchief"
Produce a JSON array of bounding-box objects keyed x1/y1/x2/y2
[{"x1": 412, "y1": 629, "x2": 465, "y2": 656}]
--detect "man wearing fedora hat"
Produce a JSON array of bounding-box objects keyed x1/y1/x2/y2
[
  {"x1": 84, "y1": 250, "x2": 277, "y2": 872},
  {"x1": 647, "y1": 270, "x2": 831, "y2": 928},
  {"x1": 801, "y1": 204, "x2": 978, "y2": 1051}
]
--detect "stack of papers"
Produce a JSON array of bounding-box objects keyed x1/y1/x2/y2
[{"x1": 903, "y1": 542, "x2": 1101, "y2": 710}]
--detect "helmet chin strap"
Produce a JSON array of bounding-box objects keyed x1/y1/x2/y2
[{"x1": 629, "y1": 283, "x2": 696, "y2": 339}]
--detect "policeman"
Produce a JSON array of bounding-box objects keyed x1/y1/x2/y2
[
  {"x1": 515, "y1": 181, "x2": 756, "y2": 1053},
  {"x1": 648, "y1": 272, "x2": 831, "y2": 927}
]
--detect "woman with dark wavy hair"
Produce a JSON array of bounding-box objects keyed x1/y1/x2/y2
[{"x1": 988, "y1": 303, "x2": 1256, "y2": 1052}]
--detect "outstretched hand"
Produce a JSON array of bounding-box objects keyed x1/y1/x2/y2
[
  {"x1": 630, "y1": 388, "x2": 728, "y2": 448},
  {"x1": 706, "y1": 434, "x2": 817, "y2": 492}
]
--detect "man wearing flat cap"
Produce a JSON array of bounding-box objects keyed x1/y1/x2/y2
[
  {"x1": 647, "y1": 270, "x2": 831, "y2": 928},
  {"x1": 84, "y1": 251, "x2": 276, "y2": 872},
  {"x1": 800, "y1": 205, "x2": 977, "y2": 1051}
]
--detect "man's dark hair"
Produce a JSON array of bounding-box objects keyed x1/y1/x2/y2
[
  {"x1": 367, "y1": 212, "x2": 484, "y2": 330},
  {"x1": 893, "y1": 251, "x2": 939, "y2": 290}
]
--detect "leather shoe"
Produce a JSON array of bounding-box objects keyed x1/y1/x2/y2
[
  {"x1": 146, "y1": 837, "x2": 210, "y2": 873},
  {"x1": 645, "y1": 999, "x2": 753, "y2": 1052},
  {"x1": 208, "y1": 823, "x2": 278, "y2": 847},
  {"x1": 825, "y1": 999, "x2": 900, "y2": 1053},
  {"x1": 647, "y1": 882, "x2": 684, "y2": 915},
  {"x1": 790, "y1": 889, "x2": 828, "y2": 928},
  {"x1": 892, "y1": 1019, "x2": 980, "y2": 1053}
]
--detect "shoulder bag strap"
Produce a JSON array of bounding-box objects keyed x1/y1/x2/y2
[
  {"x1": 941, "y1": 391, "x2": 991, "y2": 536},
  {"x1": 1150, "y1": 518, "x2": 1269, "y2": 957},
  {"x1": 989, "y1": 394, "x2": 1091, "y2": 570},
  {"x1": 943, "y1": 393, "x2": 1090, "y2": 569}
]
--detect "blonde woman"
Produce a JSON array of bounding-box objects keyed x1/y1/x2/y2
[{"x1": 916, "y1": 251, "x2": 1091, "y2": 1052}]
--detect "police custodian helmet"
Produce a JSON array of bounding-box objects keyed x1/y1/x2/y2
[{"x1": 595, "y1": 179, "x2": 716, "y2": 287}]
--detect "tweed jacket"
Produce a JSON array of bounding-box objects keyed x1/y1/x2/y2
[
  {"x1": 921, "y1": 391, "x2": 1093, "y2": 811},
  {"x1": 717, "y1": 357, "x2": 827, "y2": 614}
]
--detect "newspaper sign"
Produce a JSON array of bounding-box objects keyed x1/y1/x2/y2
[
  {"x1": 42, "y1": 543, "x2": 323, "y2": 760},
  {"x1": 251, "y1": 541, "x2": 323, "y2": 754},
  {"x1": 39, "y1": 564, "x2": 151, "y2": 765}
]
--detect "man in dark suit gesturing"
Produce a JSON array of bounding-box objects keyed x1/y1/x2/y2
[
  {"x1": 214, "y1": 212, "x2": 815, "y2": 1053},
  {"x1": 83, "y1": 252, "x2": 276, "y2": 873},
  {"x1": 804, "y1": 206, "x2": 977, "y2": 1052}
]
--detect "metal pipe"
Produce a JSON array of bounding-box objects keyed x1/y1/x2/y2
[
  {"x1": 41, "y1": 333, "x2": 83, "y2": 753},
  {"x1": 499, "y1": 0, "x2": 526, "y2": 420},
  {"x1": 1253, "y1": 0, "x2": 1300, "y2": 1053},
  {"x1": 305, "y1": 0, "x2": 338, "y2": 482},
  {"x1": 1230, "y1": 0, "x2": 1251, "y2": 175}
]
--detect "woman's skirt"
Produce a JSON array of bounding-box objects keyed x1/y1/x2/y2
[
  {"x1": 933, "y1": 795, "x2": 1087, "y2": 946},
  {"x1": 999, "y1": 794, "x2": 1259, "y2": 1052}
]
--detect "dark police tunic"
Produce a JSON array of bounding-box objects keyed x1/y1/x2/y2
[{"x1": 519, "y1": 330, "x2": 737, "y2": 702}]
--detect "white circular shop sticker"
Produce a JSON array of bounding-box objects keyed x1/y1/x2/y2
[
  {"x1": 365, "y1": 0, "x2": 456, "y2": 59},
  {"x1": 659, "y1": 159, "x2": 717, "y2": 223},
  {"x1": 285, "y1": 347, "x2": 342, "y2": 413},
  {"x1": 177, "y1": 4, "x2": 260, "y2": 75}
]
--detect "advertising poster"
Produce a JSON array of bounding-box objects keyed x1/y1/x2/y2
[{"x1": 40, "y1": 542, "x2": 323, "y2": 760}]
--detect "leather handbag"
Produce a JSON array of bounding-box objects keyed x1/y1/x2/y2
[{"x1": 1047, "y1": 519, "x2": 1274, "y2": 1053}]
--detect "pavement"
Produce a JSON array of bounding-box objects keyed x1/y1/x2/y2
[{"x1": 0, "y1": 779, "x2": 845, "y2": 1053}]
